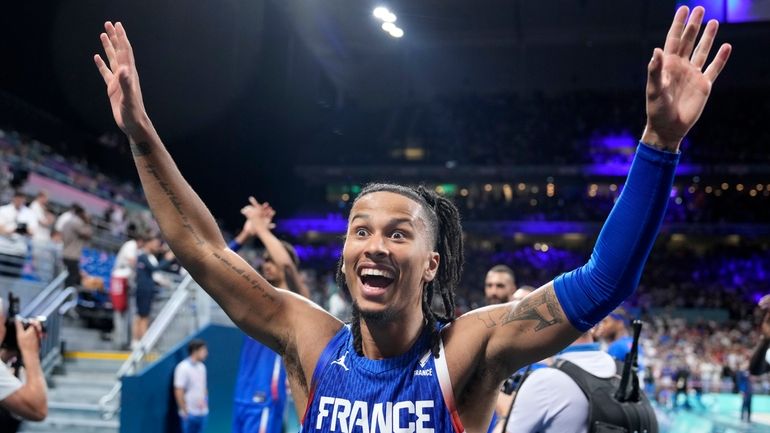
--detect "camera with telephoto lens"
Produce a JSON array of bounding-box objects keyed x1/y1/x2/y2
[{"x1": 1, "y1": 293, "x2": 46, "y2": 352}]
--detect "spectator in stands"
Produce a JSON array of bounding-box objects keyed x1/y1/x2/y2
[
  {"x1": 0, "y1": 191, "x2": 35, "y2": 237},
  {"x1": 60, "y1": 204, "x2": 92, "y2": 288},
  {"x1": 484, "y1": 264, "x2": 518, "y2": 305},
  {"x1": 132, "y1": 234, "x2": 174, "y2": 347},
  {"x1": 53, "y1": 203, "x2": 77, "y2": 234},
  {"x1": 28, "y1": 191, "x2": 53, "y2": 242},
  {"x1": 0, "y1": 299, "x2": 48, "y2": 425},
  {"x1": 174, "y1": 339, "x2": 208, "y2": 433},
  {"x1": 110, "y1": 229, "x2": 145, "y2": 349},
  {"x1": 749, "y1": 299, "x2": 770, "y2": 376}
]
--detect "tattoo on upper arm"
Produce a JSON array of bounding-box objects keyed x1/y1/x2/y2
[
  {"x1": 475, "y1": 312, "x2": 498, "y2": 328},
  {"x1": 502, "y1": 288, "x2": 565, "y2": 331},
  {"x1": 474, "y1": 288, "x2": 565, "y2": 332},
  {"x1": 130, "y1": 141, "x2": 152, "y2": 157},
  {"x1": 143, "y1": 163, "x2": 205, "y2": 246}
]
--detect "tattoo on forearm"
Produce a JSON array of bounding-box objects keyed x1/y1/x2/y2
[
  {"x1": 143, "y1": 162, "x2": 205, "y2": 246},
  {"x1": 501, "y1": 288, "x2": 565, "y2": 332},
  {"x1": 130, "y1": 141, "x2": 152, "y2": 157},
  {"x1": 212, "y1": 251, "x2": 276, "y2": 303}
]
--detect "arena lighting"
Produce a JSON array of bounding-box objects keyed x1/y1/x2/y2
[
  {"x1": 381, "y1": 22, "x2": 397, "y2": 32},
  {"x1": 372, "y1": 6, "x2": 390, "y2": 20},
  {"x1": 382, "y1": 11, "x2": 397, "y2": 23},
  {"x1": 388, "y1": 27, "x2": 405, "y2": 38}
]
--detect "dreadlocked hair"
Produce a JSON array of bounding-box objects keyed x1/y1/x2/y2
[{"x1": 336, "y1": 183, "x2": 464, "y2": 358}]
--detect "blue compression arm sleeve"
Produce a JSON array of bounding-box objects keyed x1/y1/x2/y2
[
  {"x1": 553, "y1": 143, "x2": 680, "y2": 331},
  {"x1": 227, "y1": 239, "x2": 243, "y2": 252}
]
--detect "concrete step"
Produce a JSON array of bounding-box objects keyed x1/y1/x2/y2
[
  {"x1": 51, "y1": 373, "x2": 116, "y2": 392},
  {"x1": 18, "y1": 415, "x2": 118, "y2": 433},
  {"x1": 60, "y1": 357, "x2": 126, "y2": 375},
  {"x1": 49, "y1": 385, "x2": 112, "y2": 403}
]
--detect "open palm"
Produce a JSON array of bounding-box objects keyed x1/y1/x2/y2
[
  {"x1": 94, "y1": 22, "x2": 148, "y2": 136},
  {"x1": 645, "y1": 6, "x2": 731, "y2": 150}
]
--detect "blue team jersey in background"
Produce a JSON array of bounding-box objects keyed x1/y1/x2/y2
[
  {"x1": 233, "y1": 335, "x2": 287, "y2": 433},
  {"x1": 301, "y1": 325, "x2": 465, "y2": 433}
]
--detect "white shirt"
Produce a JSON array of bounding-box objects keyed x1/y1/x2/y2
[
  {"x1": 0, "y1": 203, "x2": 36, "y2": 235},
  {"x1": 29, "y1": 200, "x2": 50, "y2": 241},
  {"x1": 112, "y1": 239, "x2": 139, "y2": 279},
  {"x1": 506, "y1": 348, "x2": 616, "y2": 433},
  {"x1": 54, "y1": 210, "x2": 74, "y2": 233},
  {"x1": 174, "y1": 358, "x2": 208, "y2": 416},
  {"x1": 0, "y1": 362, "x2": 22, "y2": 401}
]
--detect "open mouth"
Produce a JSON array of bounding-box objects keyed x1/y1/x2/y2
[{"x1": 358, "y1": 267, "x2": 396, "y2": 297}]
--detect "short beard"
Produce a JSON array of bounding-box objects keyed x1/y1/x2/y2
[
  {"x1": 485, "y1": 296, "x2": 508, "y2": 306},
  {"x1": 351, "y1": 300, "x2": 398, "y2": 324}
]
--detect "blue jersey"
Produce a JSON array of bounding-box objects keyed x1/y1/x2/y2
[
  {"x1": 301, "y1": 325, "x2": 464, "y2": 433},
  {"x1": 234, "y1": 335, "x2": 287, "y2": 406}
]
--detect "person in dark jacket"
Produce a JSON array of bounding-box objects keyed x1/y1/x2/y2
[{"x1": 131, "y1": 234, "x2": 174, "y2": 347}]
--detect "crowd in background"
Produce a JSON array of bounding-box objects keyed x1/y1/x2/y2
[{"x1": 1, "y1": 87, "x2": 769, "y2": 409}]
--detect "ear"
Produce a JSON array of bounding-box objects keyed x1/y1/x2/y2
[{"x1": 423, "y1": 252, "x2": 440, "y2": 282}]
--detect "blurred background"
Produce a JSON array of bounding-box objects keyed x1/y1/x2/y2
[{"x1": 1, "y1": 0, "x2": 769, "y2": 432}]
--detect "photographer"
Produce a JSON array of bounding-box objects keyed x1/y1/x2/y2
[{"x1": 0, "y1": 301, "x2": 47, "y2": 425}]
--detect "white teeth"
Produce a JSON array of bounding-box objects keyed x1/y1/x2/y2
[{"x1": 360, "y1": 268, "x2": 394, "y2": 279}]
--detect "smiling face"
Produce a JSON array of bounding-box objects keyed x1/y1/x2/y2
[{"x1": 342, "y1": 191, "x2": 440, "y2": 322}]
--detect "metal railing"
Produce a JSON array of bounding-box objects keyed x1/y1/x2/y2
[
  {"x1": 17, "y1": 271, "x2": 76, "y2": 376},
  {"x1": 99, "y1": 274, "x2": 199, "y2": 419}
]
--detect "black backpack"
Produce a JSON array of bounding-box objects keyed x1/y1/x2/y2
[{"x1": 554, "y1": 359, "x2": 658, "y2": 433}]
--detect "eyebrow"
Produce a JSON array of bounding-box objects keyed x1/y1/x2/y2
[{"x1": 349, "y1": 214, "x2": 416, "y2": 228}]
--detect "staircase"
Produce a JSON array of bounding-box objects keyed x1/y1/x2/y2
[
  {"x1": 16, "y1": 277, "x2": 228, "y2": 433},
  {"x1": 19, "y1": 356, "x2": 122, "y2": 433}
]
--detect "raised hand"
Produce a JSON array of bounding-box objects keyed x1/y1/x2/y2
[
  {"x1": 94, "y1": 22, "x2": 149, "y2": 141},
  {"x1": 241, "y1": 197, "x2": 277, "y2": 235},
  {"x1": 643, "y1": 6, "x2": 731, "y2": 152}
]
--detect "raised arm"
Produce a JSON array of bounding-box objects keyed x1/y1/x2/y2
[
  {"x1": 454, "y1": 6, "x2": 731, "y2": 380},
  {"x1": 93, "y1": 22, "x2": 339, "y2": 354},
  {"x1": 242, "y1": 198, "x2": 312, "y2": 299}
]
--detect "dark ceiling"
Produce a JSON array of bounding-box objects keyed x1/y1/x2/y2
[{"x1": 1, "y1": 1, "x2": 768, "y2": 229}]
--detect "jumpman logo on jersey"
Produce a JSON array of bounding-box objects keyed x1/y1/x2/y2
[{"x1": 331, "y1": 351, "x2": 350, "y2": 371}]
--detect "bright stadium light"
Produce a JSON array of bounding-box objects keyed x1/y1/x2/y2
[
  {"x1": 388, "y1": 26, "x2": 404, "y2": 38},
  {"x1": 382, "y1": 11, "x2": 397, "y2": 23},
  {"x1": 373, "y1": 7, "x2": 390, "y2": 20},
  {"x1": 381, "y1": 22, "x2": 397, "y2": 32}
]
